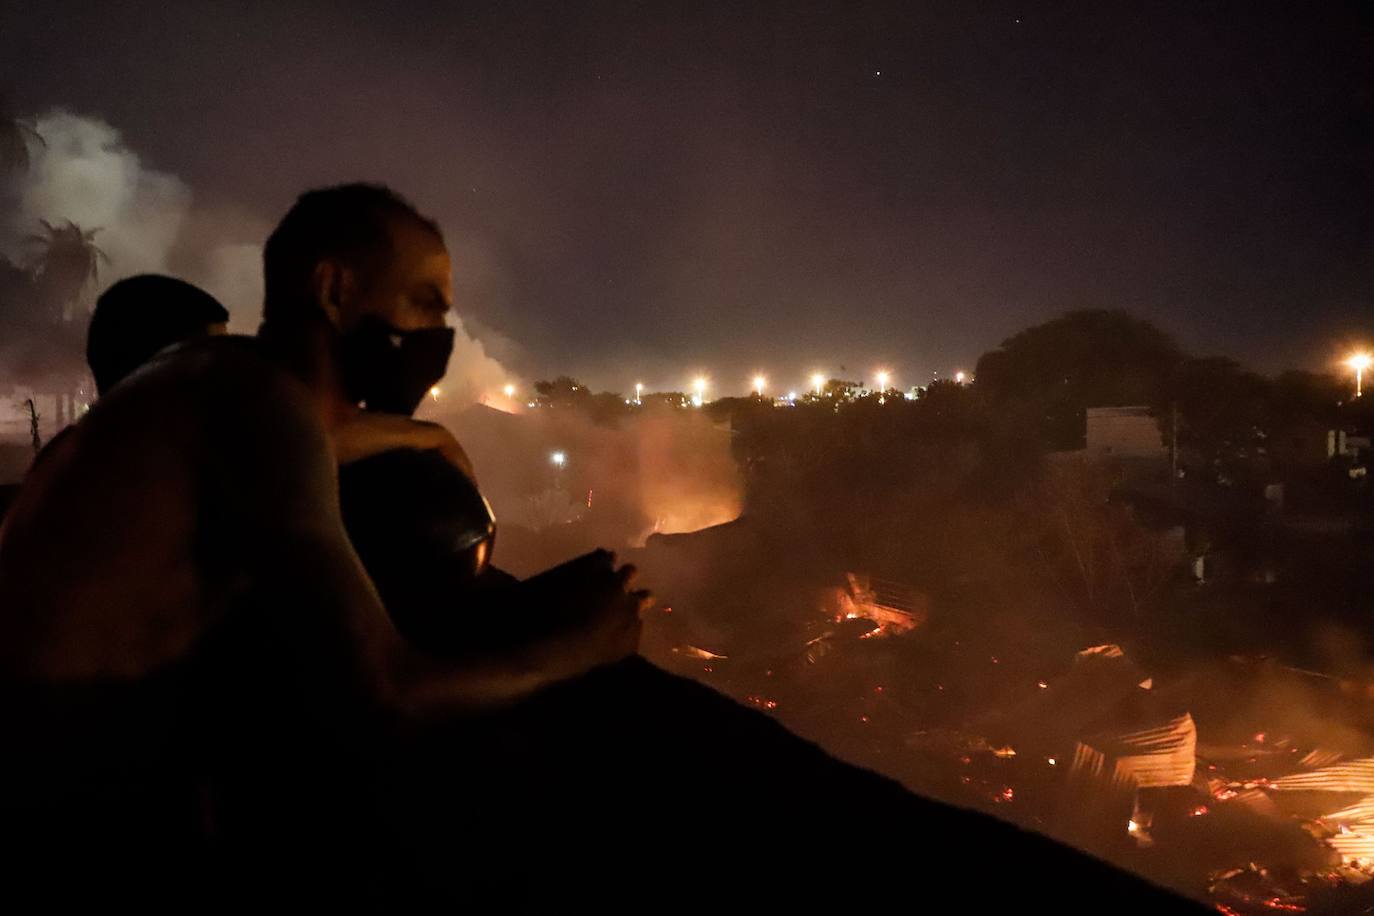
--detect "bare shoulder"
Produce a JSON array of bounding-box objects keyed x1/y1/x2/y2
[
  {"x1": 123, "y1": 336, "x2": 344, "y2": 556},
  {"x1": 0, "y1": 336, "x2": 332, "y2": 679}
]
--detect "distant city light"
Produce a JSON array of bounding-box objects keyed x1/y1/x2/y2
[
  {"x1": 811, "y1": 373, "x2": 825, "y2": 395},
  {"x1": 753, "y1": 374, "x2": 767, "y2": 396},
  {"x1": 1347, "y1": 352, "x2": 1372, "y2": 397},
  {"x1": 503, "y1": 383, "x2": 516, "y2": 398},
  {"x1": 550, "y1": 451, "x2": 566, "y2": 467}
]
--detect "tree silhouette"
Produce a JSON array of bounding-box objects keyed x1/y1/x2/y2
[
  {"x1": 975, "y1": 310, "x2": 1183, "y2": 450},
  {"x1": 0, "y1": 93, "x2": 44, "y2": 175},
  {"x1": 25, "y1": 220, "x2": 109, "y2": 320}
]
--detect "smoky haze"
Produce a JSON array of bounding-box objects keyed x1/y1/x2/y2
[
  {"x1": 1, "y1": 109, "x2": 511, "y2": 406},
  {"x1": 4, "y1": 2, "x2": 1369, "y2": 392}
]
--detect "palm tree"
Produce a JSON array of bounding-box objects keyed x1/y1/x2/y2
[
  {"x1": 25, "y1": 219, "x2": 109, "y2": 321},
  {"x1": 0, "y1": 92, "x2": 44, "y2": 175},
  {"x1": 21, "y1": 220, "x2": 107, "y2": 427}
]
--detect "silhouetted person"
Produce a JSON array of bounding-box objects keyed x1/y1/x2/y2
[
  {"x1": 0, "y1": 275, "x2": 230, "y2": 527},
  {"x1": 0, "y1": 184, "x2": 644, "y2": 907},
  {"x1": 87, "y1": 274, "x2": 231, "y2": 395}
]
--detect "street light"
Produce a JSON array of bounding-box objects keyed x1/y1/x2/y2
[
  {"x1": 1347, "y1": 352, "x2": 1372, "y2": 398},
  {"x1": 811, "y1": 373, "x2": 825, "y2": 396},
  {"x1": 429, "y1": 386, "x2": 441, "y2": 400},
  {"x1": 753, "y1": 374, "x2": 767, "y2": 397},
  {"x1": 692, "y1": 377, "x2": 707, "y2": 407},
  {"x1": 503, "y1": 383, "x2": 516, "y2": 399},
  {"x1": 635, "y1": 382, "x2": 643, "y2": 405},
  {"x1": 550, "y1": 451, "x2": 566, "y2": 468},
  {"x1": 954, "y1": 371, "x2": 966, "y2": 385},
  {"x1": 874, "y1": 370, "x2": 890, "y2": 392}
]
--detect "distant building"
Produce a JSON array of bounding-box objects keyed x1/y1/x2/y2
[
  {"x1": 1085, "y1": 406, "x2": 1166, "y2": 459},
  {"x1": 1268, "y1": 418, "x2": 1333, "y2": 470}
]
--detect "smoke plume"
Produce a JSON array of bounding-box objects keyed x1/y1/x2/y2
[{"x1": 2, "y1": 108, "x2": 510, "y2": 406}]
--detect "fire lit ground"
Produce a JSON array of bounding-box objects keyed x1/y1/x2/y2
[
  {"x1": 441, "y1": 376, "x2": 1374, "y2": 915},
  {"x1": 637, "y1": 560, "x2": 1374, "y2": 914}
]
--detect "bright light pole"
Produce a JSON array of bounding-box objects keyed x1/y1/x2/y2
[
  {"x1": 1347, "y1": 352, "x2": 1372, "y2": 398},
  {"x1": 954, "y1": 371, "x2": 966, "y2": 385},
  {"x1": 549, "y1": 449, "x2": 566, "y2": 489},
  {"x1": 811, "y1": 373, "x2": 825, "y2": 396},
  {"x1": 874, "y1": 370, "x2": 890, "y2": 405},
  {"x1": 635, "y1": 382, "x2": 643, "y2": 405},
  {"x1": 692, "y1": 377, "x2": 707, "y2": 407},
  {"x1": 503, "y1": 383, "x2": 516, "y2": 399},
  {"x1": 753, "y1": 374, "x2": 767, "y2": 398}
]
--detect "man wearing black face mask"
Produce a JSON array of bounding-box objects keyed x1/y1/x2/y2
[
  {"x1": 0, "y1": 184, "x2": 646, "y2": 903},
  {"x1": 260, "y1": 185, "x2": 647, "y2": 675}
]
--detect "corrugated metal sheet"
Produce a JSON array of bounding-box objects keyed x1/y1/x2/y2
[
  {"x1": 1272, "y1": 758, "x2": 1374, "y2": 794},
  {"x1": 1082, "y1": 713, "x2": 1198, "y2": 789}
]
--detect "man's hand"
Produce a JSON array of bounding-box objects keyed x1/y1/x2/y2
[
  {"x1": 558, "y1": 553, "x2": 652, "y2": 662},
  {"x1": 333, "y1": 411, "x2": 475, "y2": 480},
  {"x1": 500, "y1": 550, "x2": 652, "y2": 689}
]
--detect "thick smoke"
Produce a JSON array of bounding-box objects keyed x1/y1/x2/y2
[
  {"x1": 5, "y1": 110, "x2": 188, "y2": 284},
  {"x1": 3, "y1": 108, "x2": 510, "y2": 406}
]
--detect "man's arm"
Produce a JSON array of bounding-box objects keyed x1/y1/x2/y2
[
  {"x1": 333, "y1": 409, "x2": 476, "y2": 480},
  {"x1": 201, "y1": 363, "x2": 639, "y2": 714}
]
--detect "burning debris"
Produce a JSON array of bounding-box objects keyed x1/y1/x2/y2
[
  {"x1": 673, "y1": 645, "x2": 727, "y2": 661},
  {"x1": 644, "y1": 579, "x2": 1374, "y2": 914},
  {"x1": 828, "y1": 572, "x2": 926, "y2": 636}
]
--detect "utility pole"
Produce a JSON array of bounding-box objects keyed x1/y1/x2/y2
[{"x1": 25, "y1": 398, "x2": 41, "y2": 455}]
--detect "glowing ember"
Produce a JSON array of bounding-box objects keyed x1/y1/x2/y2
[{"x1": 674, "y1": 645, "x2": 727, "y2": 660}]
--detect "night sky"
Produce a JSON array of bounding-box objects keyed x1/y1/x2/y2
[{"x1": 3, "y1": 1, "x2": 1371, "y2": 393}]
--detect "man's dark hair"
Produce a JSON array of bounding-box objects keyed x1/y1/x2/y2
[
  {"x1": 87, "y1": 274, "x2": 230, "y2": 394},
  {"x1": 261, "y1": 183, "x2": 442, "y2": 324}
]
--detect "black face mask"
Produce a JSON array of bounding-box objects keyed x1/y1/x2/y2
[{"x1": 338, "y1": 316, "x2": 455, "y2": 416}]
